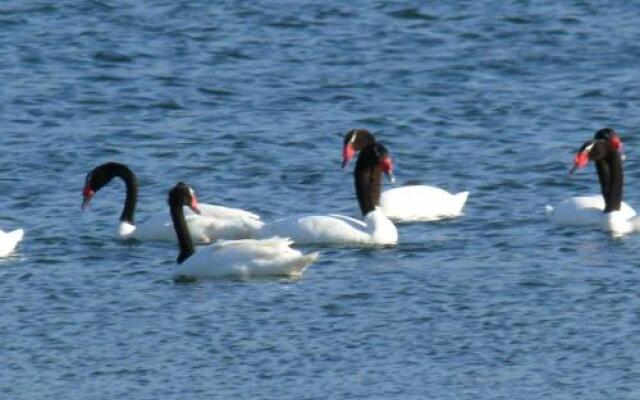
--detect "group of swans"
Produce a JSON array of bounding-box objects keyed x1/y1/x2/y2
[
  {"x1": 69, "y1": 129, "x2": 470, "y2": 278},
  {"x1": 8, "y1": 126, "x2": 629, "y2": 275}
]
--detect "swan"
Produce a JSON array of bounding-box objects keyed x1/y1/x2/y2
[
  {"x1": 82, "y1": 162, "x2": 263, "y2": 243},
  {"x1": 342, "y1": 129, "x2": 468, "y2": 222},
  {"x1": 168, "y1": 182, "x2": 318, "y2": 279},
  {"x1": 547, "y1": 137, "x2": 638, "y2": 234},
  {"x1": 0, "y1": 228, "x2": 24, "y2": 258},
  {"x1": 257, "y1": 143, "x2": 398, "y2": 246}
]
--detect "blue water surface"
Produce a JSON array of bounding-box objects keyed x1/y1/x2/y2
[{"x1": 1, "y1": 1, "x2": 640, "y2": 399}]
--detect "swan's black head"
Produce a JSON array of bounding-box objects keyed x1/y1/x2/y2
[
  {"x1": 168, "y1": 182, "x2": 201, "y2": 214},
  {"x1": 342, "y1": 128, "x2": 376, "y2": 168},
  {"x1": 82, "y1": 162, "x2": 127, "y2": 210},
  {"x1": 594, "y1": 128, "x2": 623, "y2": 152}
]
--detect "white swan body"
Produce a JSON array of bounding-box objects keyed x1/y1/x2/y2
[
  {"x1": 257, "y1": 208, "x2": 398, "y2": 246},
  {"x1": 380, "y1": 185, "x2": 469, "y2": 222},
  {"x1": 174, "y1": 237, "x2": 318, "y2": 280},
  {"x1": 0, "y1": 228, "x2": 24, "y2": 257},
  {"x1": 547, "y1": 194, "x2": 637, "y2": 233},
  {"x1": 121, "y1": 204, "x2": 263, "y2": 243}
]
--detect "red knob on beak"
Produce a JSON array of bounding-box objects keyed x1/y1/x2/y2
[
  {"x1": 82, "y1": 186, "x2": 95, "y2": 210},
  {"x1": 342, "y1": 144, "x2": 355, "y2": 168},
  {"x1": 570, "y1": 151, "x2": 590, "y2": 174},
  {"x1": 190, "y1": 193, "x2": 201, "y2": 215}
]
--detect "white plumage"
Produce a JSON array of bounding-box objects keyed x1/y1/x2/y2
[
  {"x1": 380, "y1": 185, "x2": 469, "y2": 222},
  {"x1": 174, "y1": 237, "x2": 318, "y2": 280},
  {"x1": 547, "y1": 195, "x2": 637, "y2": 234},
  {"x1": 168, "y1": 182, "x2": 318, "y2": 280},
  {"x1": 257, "y1": 208, "x2": 397, "y2": 246},
  {"x1": 121, "y1": 204, "x2": 263, "y2": 243},
  {"x1": 0, "y1": 228, "x2": 24, "y2": 258}
]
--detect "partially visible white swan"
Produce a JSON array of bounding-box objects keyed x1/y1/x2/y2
[
  {"x1": 0, "y1": 228, "x2": 24, "y2": 258},
  {"x1": 380, "y1": 186, "x2": 469, "y2": 222},
  {"x1": 168, "y1": 183, "x2": 318, "y2": 280},
  {"x1": 82, "y1": 162, "x2": 263, "y2": 243},
  {"x1": 258, "y1": 143, "x2": 398, "y2": 246},
  {"x1": 257, "y1": 208, "x2": 397, "y2": 246},
  {"x1": 547, "y1": 136, "x2": 637, "y2": 235},
  {"x1": 342, "y1": 128, "x2": 468, "y2": 222}
]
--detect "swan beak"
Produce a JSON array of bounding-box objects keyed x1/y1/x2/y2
[
  {"x1": 570, "y1": 151, "x2": 589, "y2": 175},
  {"x1": 342, "y1": 144, "x2": 355, "y2": 168},
  {"x1": 82, "y1": 186, "x2": 95, "y2": 210},
  {"x1": 189, "y1": 195, "x2": 201, "y2": 215}
]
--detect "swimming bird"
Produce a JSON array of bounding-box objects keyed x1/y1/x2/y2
[
  {"x1": 82, "y1": 162, "x2": 263, "y2": 243},
  {"x1": 257, "y1": 142, "x2": 398, "y2": 246},
  {"x1": 168, "y1": 182, "x2": 318, "y2": 279},
  {"x1": 548, "y1": 138, "x2": 637, "y2": 234},
  {"x1": 342, "y1": 129, "x2": 468, "y2": 222}
]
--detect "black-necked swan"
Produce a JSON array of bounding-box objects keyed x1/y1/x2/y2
[
  {"x1": 0, "y1": 228, "x2": 24, "y2": 257},
  {"x1": 168, "y1": 182, "x2": 318, "y2": 279},
  {"x1": 82, "y1": 162, "x2": 263, "y2": 243},
  {"x1": 342, "y1": 129, "x2": 469, "y2": 222},
  {"x1": 548, "y1": 138, "x2": 637, "y2": 234},
  {"x1": 257, "y1": 143, "x2": 398, "y2": 246}
]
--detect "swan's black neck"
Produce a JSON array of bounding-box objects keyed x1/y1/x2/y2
[
  {"x1": 354, "y1": 144, "x2": 383, "y2": 215},
  {"x1": 89, "y1": 162, "x2": 138, "y2": 223},
  {"x1": 168, "y1": 188, "x2": 195, "y2": 264},
  {"x1": 590, "y1": 141, "x2": 623, "y2": 212},
  {"x1": 595, "y1": 161, "x2": 612, "y2": 210},
  {"x1": 117, "y1": 166, "x2": 138, "y2": 223}
]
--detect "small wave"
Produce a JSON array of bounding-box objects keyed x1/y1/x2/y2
[{"x1": 388, "y1": 8, "x2": 438, "y2": 21}]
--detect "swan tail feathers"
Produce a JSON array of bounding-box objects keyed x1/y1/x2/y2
[
  {"x1": 0, "y1": 228, "x2": 24, "y2": 257},
  {"x1": 290, "y1": 252, "x2": 319, "y2": 276},
  {"x1": 8, "y1": 229, "x2": 24, "y2": 242},
  {"x1": 453, "y1": 191, "x2": 470, "y2": 213}
]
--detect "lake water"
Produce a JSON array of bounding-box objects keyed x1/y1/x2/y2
[{"x1": 2, "y1": 1, "x2": 640, "y2": 399}]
